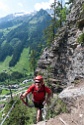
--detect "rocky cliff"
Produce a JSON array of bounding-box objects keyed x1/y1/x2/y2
[{"x1": 35, "y1": 0, "x2": 84, "y2": 91}]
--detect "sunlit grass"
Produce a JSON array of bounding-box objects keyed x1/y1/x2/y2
[
  {"x1": 13, "y1": 48, "x2": 30, "y2": 73},
  {"x1": 0, "y1": 48, "x2": 33, "y2": 74},
  {"x1": 0, "y1": 56, "x2": 12, "y2": 72}
]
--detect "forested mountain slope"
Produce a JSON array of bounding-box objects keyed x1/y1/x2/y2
[{"x1": 0, "y1": 9, "x2": 51, "y2": 73}]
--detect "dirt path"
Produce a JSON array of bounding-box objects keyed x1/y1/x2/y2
[{"x1": 36, "y1": 79, "x2": 84, "y2": 125}]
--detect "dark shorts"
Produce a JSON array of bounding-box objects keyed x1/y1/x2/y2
[{"x1": 33, "y1": 101, "x2": 44, "y2": 109}]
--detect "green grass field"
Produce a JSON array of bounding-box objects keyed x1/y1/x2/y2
[
  {"x1": 13, "y1": 48, "x2": 31, "y2": 73},
  {"x1": 0, "y1": 48, "x2": 33, "y2": 74},
  {"x1": 1, "y1": 89, "x2": 10, "y2": 95}
]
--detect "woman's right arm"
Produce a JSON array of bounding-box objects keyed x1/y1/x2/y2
[{"x1": 20, "y1": 84, "x2": 34, "y2": 99}]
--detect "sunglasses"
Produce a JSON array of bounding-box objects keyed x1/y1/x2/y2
[{"x1": 35, "y1": 81, "x2": 41, "y2": 84}]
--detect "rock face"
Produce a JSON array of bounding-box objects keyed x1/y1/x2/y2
[{"x1": 35, "y1": 0, "x2": 84, "y2": 90}]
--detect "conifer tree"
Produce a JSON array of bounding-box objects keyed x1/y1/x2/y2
[
  {"x1": 44, "y1": 0, "x2": 68, "y2": 46},
  {"x1": 29, "y1": 49, "x2": 37, "y2": 72}
]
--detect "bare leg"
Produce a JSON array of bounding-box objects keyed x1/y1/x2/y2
[{"x1": 36, "y1": 108, "x2": 42, "y2": 123}]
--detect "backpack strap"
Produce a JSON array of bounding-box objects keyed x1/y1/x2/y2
[{"x1": 42, "y1": 85, "x2": 46, "y2": 96}]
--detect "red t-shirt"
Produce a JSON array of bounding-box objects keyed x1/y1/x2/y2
[{"x1": 26, "y1": 84, "x2": 51, "y2": 103}]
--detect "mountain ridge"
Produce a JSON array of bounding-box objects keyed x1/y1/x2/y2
[{"x1": 0, "y1": 9, "x2": 52, "y2": 73}]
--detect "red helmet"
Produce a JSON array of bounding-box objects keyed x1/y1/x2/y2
[{"x1": 34, "y1": 75, "x2": 43, "y2": 82}]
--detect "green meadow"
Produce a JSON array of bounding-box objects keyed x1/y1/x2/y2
[{"x1": 0, "y1": 48, "x2": 32, "y2": 74}]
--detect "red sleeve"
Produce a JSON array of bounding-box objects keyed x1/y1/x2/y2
[
  {"x1": 45, "y1": 86, "x2": 52, "y2": 94},
  {"x1": 26, "y1": 84, "x2": 35, "y2": 94}
]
